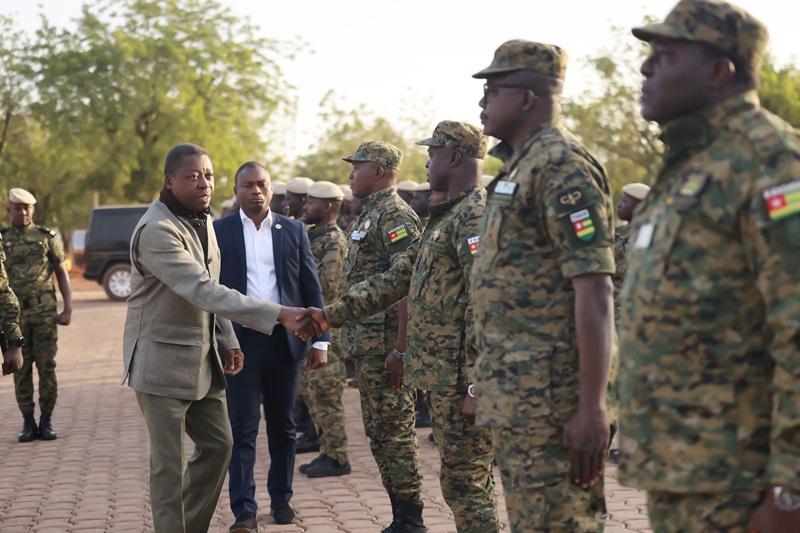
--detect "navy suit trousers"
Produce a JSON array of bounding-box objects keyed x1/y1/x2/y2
[{"x1": 226, "y1": 326, "x2": 300, "y2": 516}]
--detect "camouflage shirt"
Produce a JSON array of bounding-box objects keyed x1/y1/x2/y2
[
  {"x1": 619, "y1": 91, "x2": 800, "y2": 493},
  {"x1": 612, "y1": 223, "x2": 631, "y2": 323},
  {"x1": 329, "y1": 187, "x2": 420, "y2": 359},
  {"x1": 0, "y1": 233, "x2": 21, "y2": 339},
  {"x1": 2, "y1": 224, "x2": 64, "y2": 316},
  {"x1": 308, "y1": 222, "x2": 347, "y2": 359},
  {"x1": 471, "y1": 122, "x2": 615, "y2": 427},
  {"x1": 326, "y1": 188, "x2": 486, "y2": 390}
]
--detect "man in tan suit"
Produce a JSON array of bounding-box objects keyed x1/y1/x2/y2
[{"x1": 123, "y1": 143, "x2": 318, "y2": 533}]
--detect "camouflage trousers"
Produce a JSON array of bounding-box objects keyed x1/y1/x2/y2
[
  {"x1": 354, "y1": 356, "x2": 422, "y2": 503},
  {"x1": 425, "y1": 389, "x2": 499, "y2": 533},
  {"x1": 14, "y1": 314, "x2": 58, "y2": 416},
  {"x1": 301, "y1": 356, "x2": 349, "y2": 465},
  {"x1": 492, "y1": 424, "x2": 606, "y2": 533},
  {"x1": 647, "y1": 490, "x2": 762, "y2": 533}
]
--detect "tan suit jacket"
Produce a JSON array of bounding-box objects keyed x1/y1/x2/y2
[{"x1": 122, "y1": 200, "x2": 281, "y2": 400}]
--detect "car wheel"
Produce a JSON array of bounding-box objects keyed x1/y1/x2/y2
[{"x1": 102, "y1": 264, "x2": 132, "y2": 301}]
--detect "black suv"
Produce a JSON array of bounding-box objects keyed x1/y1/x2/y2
[{"x1": 83, "y1": 205, "x2": 148, "y2": 301}]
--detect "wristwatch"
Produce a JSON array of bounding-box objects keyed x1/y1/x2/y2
[
  {"x1": 7, "y1": 336, "x2": 24, "y2": 348},
  {"x1": 391, "y1": 348, "x2": 405, "y2": 361},
  {"x1": 772, "y1": 487, "x2": 800, "y2": 512},
  {"x1": 467, "y1": 384, "x2": 476, "y2": 398}
]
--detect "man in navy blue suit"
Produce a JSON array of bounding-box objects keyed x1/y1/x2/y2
[{"x1": 214, "y1": 162, "x2": 329, "y2": 532}]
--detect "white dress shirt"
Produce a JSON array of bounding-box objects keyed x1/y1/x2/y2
[{"x1": 239, "y1": 209, "x2": 327, "y2": 351}]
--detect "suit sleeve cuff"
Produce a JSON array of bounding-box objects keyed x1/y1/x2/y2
[{"x1": 312, "y1": 341, "x2": 330, "y2": 351}]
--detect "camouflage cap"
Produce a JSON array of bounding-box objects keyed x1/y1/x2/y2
[
  {"x1": 473, "y1": 40, "x2": 567, "y2": 80},
  {"x1": 342, "y1": 141, "x2": 402, "y2": 170},
  {"x1": 416, "y1": 120, "x2": 487, "y2": 159},
  {"x1": 632, "y1": 0, "x2": 768, "y2": 71},
  {"x1": 9, "y1": 187, "x2": 36, "y2": 205}
]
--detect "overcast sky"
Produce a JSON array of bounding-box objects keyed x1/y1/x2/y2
[{"x1": 4, "y1": 0, "x2": 798, "y2": 158}]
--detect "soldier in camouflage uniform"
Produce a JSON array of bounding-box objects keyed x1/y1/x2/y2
[
  {"x1": 612, "y1": 183, "x2": 649, "y2": 323},
  {"x1": 337, "y1": 185, "x2": 360, "y2": 232},
  {"x1": 470, "y1": 41, "x2": 616, "y2": 532},
  {"x1": 0, "y1": 231, "x2": 24, "y2": 378},
  {"x1": 319, "y1": 122, "x2": 499, "y2": 532},
  {"x1": 4, "y1": 188, "x2": 73, "y2": 442},
  {"x1": 298, "y1": 181, "x2": 351, "y2": 478},
  {"x1": 620, "y1": 1, "x2": 800, "y2": 531},
  {"x1": 323, "y1": 141, "x2": 426, "y2": 532}
]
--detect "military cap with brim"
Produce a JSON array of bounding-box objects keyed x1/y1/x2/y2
[
  {"x1": 417, "y1": 120, "x2": 487, "y2": 159},
  {"x1": 272, "y1": 181, "x2": 287, "y2": 195},
  {"x1": 287, "y1": 177, "x2": 314, "y2": 195},
  {"x1": 9, "y1": 187, "x2": 36, "y2": 205},
  {"x1": 338, "y1": 184, "x2": 354, "y2": 201},
  {"x1": 632, "y1": 0, "x2": 768, "y2": 71},
  {"x1": 473, "y1": 39, "x2": 567, "y2": 80},
  {"x1": 342, "y1": 141, "x2": 403, "y2": 170},
  {"x1": 309, "y1": 180, "x2": 345, "y2": 200},
  {"x1": 622, "y1": 182, "x2": 651, "y2": 201}
]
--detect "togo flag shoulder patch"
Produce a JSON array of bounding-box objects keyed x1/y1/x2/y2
[
  {"x1": 467, "y1": 235, "x2": 480, "y2": 254},
  {"x1": 764, "y1": 181, "x2": 800, "y2": 221},
  {"x1": 388, "y1": 225, "x2": 409, "y2": 243},
  {"x1": 569, "y1": 209, "x2": 596, "y2": 242}
]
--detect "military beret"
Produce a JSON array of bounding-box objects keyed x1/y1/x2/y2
[
  {"x1": 622, "y1": 182, "x2": 651, "y2": 201},
  {"x1": 308, "y1": 180, "x2": 345, "y2": 201},
  {"x1": 272, "y1": 181, "x2": 287, "y2": 195},
  {"x1": 338, "y1": 184, "x2": 353, "y2": 201},
  {"x1": 633, "y1": 0, "x2": 768, "y2": 71},
  {"x1": 343, "y1": 141, "x2": 403, "y2": 170},
  {"x1": 9, "y1": 187, "x2": 36, "y2": 205},
  {"x1": 286, "y1": 177, "x2": 314, "y2": 195},
  {"x1": 473, "y1": 39, "x2": 568, "y2": 80},
  {"x1": 397, "y1": 180, "x2": 418, "y2": 192},
  {"x1": 480, "y1": 175, "x2": 495, "y2": 188},
  {"x1": 417, "y1": 121, "x2": 487, "y2": 159},
  {"x1": 415, "y1": 182, "x2": 431, "y2": 192}
]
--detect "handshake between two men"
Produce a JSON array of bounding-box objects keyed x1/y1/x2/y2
[{"x1": 277, "y1": 306, "x2": 332, "y2": 371}]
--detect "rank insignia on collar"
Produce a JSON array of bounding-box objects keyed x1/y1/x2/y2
[
  {"x1": 764, "y1": 181, "x2": 800, "y2": 221},
  {"x1": 570, "y1": 209, "x2": 596, "y2": 242},
  {"x1": 679, "y1": 172, "x2": 709, "y2": 196}
]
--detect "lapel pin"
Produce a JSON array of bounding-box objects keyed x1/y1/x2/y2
[{"x1": 275, "y1": 223, "x2": 282, "y2": 230}]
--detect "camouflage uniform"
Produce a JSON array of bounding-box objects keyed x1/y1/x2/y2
[
  {"x1": 327, "y1": 123, "x2": 498, "y2": 532},
  {"x1": 612, "y1": 223, "x2": 630, "y2": 318},
  {"x1": 3, "y1": 224, "x2": 64, "y2": 417},
  {"x1": 620, "y1": 2, "x2": 800, "y2": 531},
  {"x1": 0, "y1": 233, "x2": 22, "y2": 344},
  {"x1": 305, "y1": 222, "x2": 349, "y2": 465},
  {"x1": 328, "y1": 142, "x2": 424, "y2": 508},
  {"x1": 470, "y1": 41, "x2": 616, "y2": 533}
]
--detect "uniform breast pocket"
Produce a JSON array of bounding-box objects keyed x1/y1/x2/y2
[
  {"x1": 481, "y1": 195, "x2": 513, "y2": 263},
  {"x1": 626, "y1": 210, "x2": 685, "y2": 303}
]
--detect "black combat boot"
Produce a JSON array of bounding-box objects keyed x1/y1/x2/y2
[
  {"x1": 295, "y1": 425, "x2": 319, "y2": 454},
  {"x1": 38, "y1": 412, "x2": 57, "y2": 440},
  {"x1": 381, "y1": 493, "x2": 400, "y2": 533},
  {"x1": 18, "y1": 413, "x2": 38, "y2": 442},
  {"x1": 395, "y1": 499, "x2": 427, "y2": 533}
]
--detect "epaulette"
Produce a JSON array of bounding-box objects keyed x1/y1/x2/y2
[{"x1": 36, "y1": 225, "x2": 57, "y2": 237}]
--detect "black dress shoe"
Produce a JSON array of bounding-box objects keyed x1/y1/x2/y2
[
  {"x1": 38, "y1": 413, "x2": 57, "y2": 441},
  {"x1": 230, "y1": 511, "x2": 258, "y2": 533},
  {"x1": 299, "y1": 454, "x2": 325, "y2": 474},
  {"x1": 295, "y1": 432, "x2": 320, "y2": 454},
  {"x1": 305, "y1": 455, "x2": 352, "y2": 478},
  {"x1": 18, "y1": 414, "x2": 38, "y2": 443},
  {"x1": 271, "y1": 503, "x2": 295, "y2": 525}
]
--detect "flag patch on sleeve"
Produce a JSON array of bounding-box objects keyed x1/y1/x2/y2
[
  {"x1": 570, "y1": 209, "x2": 596, "y2": 242},
  {"x1": 764, "y1": 181, "x2": 800, "y2": 221},
  {"x1": 467, "y1": 235, "x2": 480, "y2": 254},
  {"x1": 388, "y1": 225, "x2": 409, "y2": 243}
]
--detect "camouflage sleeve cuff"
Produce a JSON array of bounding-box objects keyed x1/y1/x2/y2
[
  {"x1": 559, "y1": 247, "x2": 615, "y2": 279},
  {"x1": 324, "y1": 302, "x2": 350, "y2": 328},
  {"x1": 768, "y1": 454, "x2": 800, "y2": 492},
  {"x1": 4, "y1": 323, "x2": 22, "y2": 340}
]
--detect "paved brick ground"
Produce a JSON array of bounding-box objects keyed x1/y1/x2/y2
[{"x1": 0, "y1": 284, "x2": 651, "y2": 532}]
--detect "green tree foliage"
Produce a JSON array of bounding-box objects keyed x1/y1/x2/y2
[
  {"x1": 760, "y1": 58, "x2": 800, "y2": 128},
  {"x1": 1, "y1": 0, "x2": 295, "y2": 229},
  {"x1": 293, "y1": 91, "x2": 430, "y2": 185}
]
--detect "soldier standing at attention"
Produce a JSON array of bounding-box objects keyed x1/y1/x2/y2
[
  {"x1": 0, "y1": 232, "x2": 23, "y2": 378},
  {"x1": 283, "y1": 177, "x2": 314, "y2": 219},
  {"x1": 324, "y1": 141, "x2": 426, "y2": 532},
  {"x1": 337, "y1": 184, "x2": 360, "y2": 232},
  {"x1": 619, "y1": 1, "x2": 800, "y2": 531},
  {"x1": 397, "y1": 180, "x2": 418, "y2": 206},
  {"x1": 297, "y1": 181, "x2": 351, "y2": 478},
  {"x1": 612, "y1": 182, "x2": 650, "y2": 317},
  {"x1": 270, "y1": 181, "x2": 288, "y2": 216},
  {"x1": 470, "y1": 41, "x2": 616, "y2": 532},
  {"x1": 3, "y1": 188, "x2": 72, "y2": 442},
  {"x1": 312, "y1": 121, "x2": 500, "y2": 532}
]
